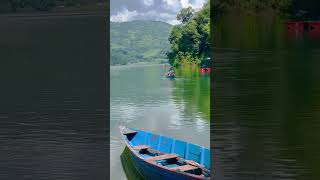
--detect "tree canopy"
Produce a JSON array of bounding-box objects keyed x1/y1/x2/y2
[
  {"x1": 167, "y1": 2, "x2": 210, "y2": 67},
  {"x1": 213, "y1": 0, "x2": 320, "y2": 20},
  {"x1": 177, "y1": 6, "x2": 195, "y2": 24}
]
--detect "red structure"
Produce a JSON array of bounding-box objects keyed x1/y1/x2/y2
[
  {"x1": 286, "y1": 21, "x2": 304, "y2": 32},
  {"x1": 309, "y1": 21, "x2": 320, "y2": 38},
  {"x1": 285, "y1": 21, "x2": 320, "y2": 39},
  {"x1": 200, "y1": 68, "x2": 211, "y2": 74},
  {"x1": 309, "y1": 21, "x2": 320, "y2": 30}
]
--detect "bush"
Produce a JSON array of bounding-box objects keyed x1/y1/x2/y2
[{"x1": 30, "y1": 0, "x2": 55, "y2": 11}]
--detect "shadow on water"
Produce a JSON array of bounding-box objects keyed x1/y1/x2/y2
[
  {"x1": 214, "y1": 12, "x2": 320, "y2": 180},
  {"x1": 120, "y1": 147, "x2": 144, "y2": 180}
]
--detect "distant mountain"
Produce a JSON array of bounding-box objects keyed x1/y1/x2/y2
[{"x1": 111, "y1": 20, "x2": 172, "y2": 65}]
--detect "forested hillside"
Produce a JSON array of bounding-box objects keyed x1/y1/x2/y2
[{"x1": 111, "y1": 21, "x2": 172, "y2": 65}]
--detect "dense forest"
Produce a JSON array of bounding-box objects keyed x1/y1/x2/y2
[
  {"x1": 213, "y1": 0, "x2": 320, "y2": 20},
  {"x1": 167, "y1": 2, "x2": 210, "y2": 67},
  {"x1": 111, "y1": 21, "x2": 172, "y2": 65},
  {"x1": 0, "y1": 0, "x2": 105, "y2": 13}
]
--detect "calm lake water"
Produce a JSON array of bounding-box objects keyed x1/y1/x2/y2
[
  {"x1": 213, "y1": 13, "x2": 320, "y2": 180},
  {"x1": 0, "y1": 14, "x2": 108, "y2": 179},
  {"x1": 110, "y1": 64, "x2": 210, "y2": 179}
]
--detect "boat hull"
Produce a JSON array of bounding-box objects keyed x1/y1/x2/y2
[
  {"x1": 128, "y1": 147, "x2": 203, "y2": 180},
  {"x1": 119, "y1": 126, "x2": 210, "y2": 180}
]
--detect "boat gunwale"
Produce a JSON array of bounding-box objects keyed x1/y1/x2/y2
[
  {"x1": 119, "y1": 126, "x2": 210, "y2": 180},
  {"x1": 127, "y1": 126, "x2": 209, "y2": 150}
]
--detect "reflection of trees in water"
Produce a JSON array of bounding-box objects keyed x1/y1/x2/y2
[
  {"x1": 214, "y1": 14, "x2": 285, "y2": 50},
  {"x1": 214, "y1": 16, "x2": 320, "y2": 178},
  {"x1": 171, "y1": 67, "x2": 210, "y2": 122},
  {"x1": 120, "y1": 147, "x2": 144, "y2": 180},
  {"x1": 1, "y1": 0, "x2": 106, "y2": 13}
]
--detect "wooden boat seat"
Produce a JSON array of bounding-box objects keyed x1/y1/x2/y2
[
  {"x1": 146, "y1": 154, "x2": 177, "y2": 161},
  {"x1": 133, "y1": 145, "x2": 149, "y2": 150},
  {"x1": 173, "y1": 165, "x2": 198, "y2": 172},
  {"x1": 186, "y1": 160, "x2": 210, "y2": 173}
]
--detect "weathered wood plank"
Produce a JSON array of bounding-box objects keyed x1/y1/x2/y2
[
  {"x1": 133, "y1": 145, "x2": 149, "y2": 150},
  {"x1": 146, "y1": 154, "x2": 177, "y2": 161},
  {"x1": 173, "y1": 165, "x2": 198, "y2": 172}
]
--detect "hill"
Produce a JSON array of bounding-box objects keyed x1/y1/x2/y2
[{"x1": 111, "y1": 20, "x2": 172, "y2": 65}]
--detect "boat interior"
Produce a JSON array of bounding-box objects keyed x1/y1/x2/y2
[{"x1": 122, "y1": 128, "x2": 210, "y2": 177}]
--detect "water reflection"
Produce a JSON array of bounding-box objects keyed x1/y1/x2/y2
[
  {"x1": 172, "y1": 66, "x2": 210, "y2": 122},
  {"x1": 214, "y1": 13, "x2": 320, "y2": 180},
  {"x1": 0, "y1": 14, "x2": 108, "y2": 179},
  {"x1": 110, "y1": 64, "x2": 210, "y2": 179},
  {"x1": 120, "y1": 148, "x2": 144, "y2": 180}
]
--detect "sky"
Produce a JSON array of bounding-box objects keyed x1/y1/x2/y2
[{"x1": 110, "y1": 0, "x2": 208, "y2": 25}]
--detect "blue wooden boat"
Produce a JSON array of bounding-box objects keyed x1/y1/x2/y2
[{"x1": 119, "y1": 126, "x2": 210, "y2": 180}]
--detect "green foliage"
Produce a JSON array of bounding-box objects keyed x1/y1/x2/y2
[
  {"x1": 167, "y1": 2, "x2": 210, "y2": 67},
  {"x1": 30, "y1": 0, "x2": 56, "y2": 11},
  {"x1": 6, "y1": 0, "x2": 58, "y2": 11},
  {"x1": 9, "y1": 0, "x2": 19, "y2": 12},
  {"x1": 3, "y1": 0, "x2": 102, "y2": 13},
  {"x1": 213, "y1": 0, "x2": 320, "y2": 20},
  {"x1": 111, "y1": 21, "x2": 172, "y2": 65},
  {"x1": 64, "y1": 0, "x2": 77, "y2": 7},
  {"x1": 177, "y1": 6, "x2": 194, "y2": 24}
]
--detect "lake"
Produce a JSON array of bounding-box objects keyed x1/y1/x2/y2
[
  {"x1": 110, "y1": 64, "x2": 210, "y2": 179},
  {"x1": 0, "y1": 14, "x2": 108, "y2": 179},
  {"x1": 213, "y1": 13, "x2": 320, "y2": 180}
]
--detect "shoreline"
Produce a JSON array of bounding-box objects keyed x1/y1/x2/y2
[
  {"x1": 0, "y1": 11, "x2": 107, "y2": 19},
  {"x1": 110, "y1": 63, "x2": 163, "y2": 68},
  {"x1": 0, "y1": 3, "x2": 108, "y2": 18}
]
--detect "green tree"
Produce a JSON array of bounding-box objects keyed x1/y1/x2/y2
[
  {"x1": 177, "y1": 6, "x2": 194, "y2": 24},
  {"x1": 167, "y1": 2, "x2": 210, "y2": 67},
  {"x1": 30, "y1": 0, "x2": 55, "y2": 11},
  {"x1": 9, "y1": 0, "x2": 19, "y2": 12}
]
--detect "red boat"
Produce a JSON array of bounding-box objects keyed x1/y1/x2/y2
[
  {"x1": 200, "y1": 68, "x2": 211, "y2": 74},
  {"x1": 285, "y1": 21, "x2": 320, "y2": 32},
  {"x1": 285, "y1": 21, "x2": 304, "y2": 32},
  {"x1": 285, "y1": 21, "x2": 320, "y2": 38}
]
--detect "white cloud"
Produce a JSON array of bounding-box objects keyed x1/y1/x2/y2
[
  {"x1": 111, "y1": 9, "x2": 180, "y2": 25},
  {"x1": 162, "y1": 0, "x2": 207, "y2": 12},
  {"x1": 142, "y1": 0, "x2": 154, "y2": 6},
  {"x1": 162, "y1": 0, "x2": 181, "y2": 12},
  {"x1": 167, "y1": 19, "x2": 180, "y2": 25},
  {"x1": 110, "y1": 8, "x2": 139, "y2": 22},
  {"x1": 189, "y1": 0, "x2": 207, "y2": 10},
  {"x1": 110, "y1": 0, "x2": 208, "y2": 25},
  {"x1": 180, "y1": 0, "x2": 192, "y2": 8}
]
